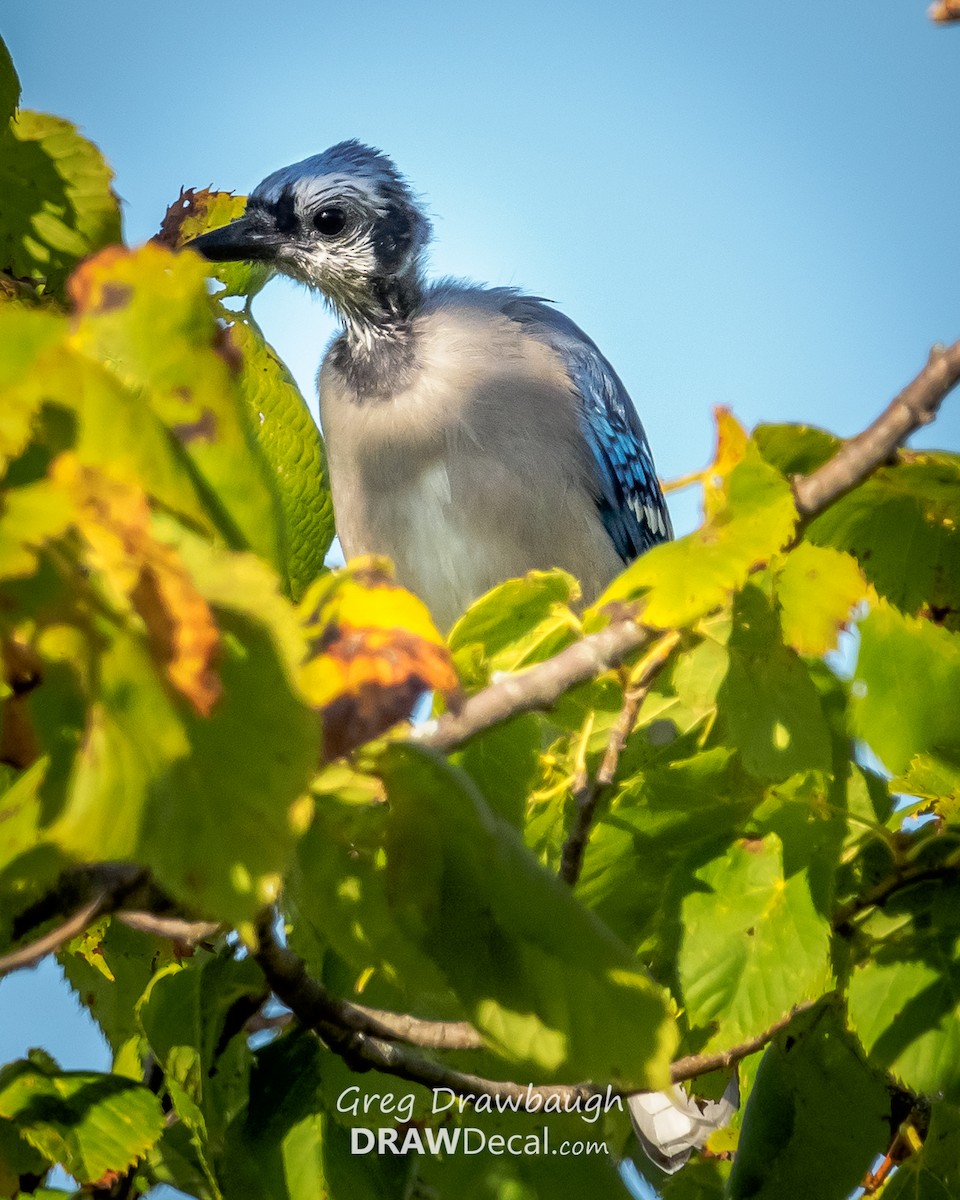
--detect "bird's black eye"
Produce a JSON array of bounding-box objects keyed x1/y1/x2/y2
[{"x1": 313, "y1": 207, "x2": 347, "y2": 237}]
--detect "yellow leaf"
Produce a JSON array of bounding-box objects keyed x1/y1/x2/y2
[
  {"x1": 52, "y1": 455, "x2": 221, "y2": 716},
  {"x1": 774, "y1": 543, "x2": 867, "y2": 656},
  {"x1": 703, "y1": 407, "x2": 749, "y2": 519}
]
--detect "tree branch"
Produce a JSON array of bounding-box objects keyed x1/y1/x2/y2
[
  {"x1": 115, "y1": 911, "x2": 221, "y2": 944},
  {"x1": 420, "y1": 618, "x2": 653, "y2": 755},
  {"x1": 792, "y1": 340, "x2": 960, "y2": 517},
  {"x1": 0, "y1": 893, "x2": 112, "y2": 977},
  {"x1": 416, "y1": 340, "x2": 960, "y2": 761},
  {"x1": 832, "y1": 854, "x2": 960, "y2": 933},
  {"x1": 253, "y1": 917, "x2": 814, "y2": 1103},
  {"x1": 559, "y1": 631, "x2": 681, "y2": 886},
  {"x1": 252, "y1": 914, "x2": 484, "y2": 1051}
]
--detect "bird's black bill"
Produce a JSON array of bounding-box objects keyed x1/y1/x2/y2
[{"x1": 184, "y1": 216, "x2": 280, "y2": 263}]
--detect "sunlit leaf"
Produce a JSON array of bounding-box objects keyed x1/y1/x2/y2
[
  {"x1": 0, "y1": 1057, "x2": 164, "y2": 1185},
  {"x1": 853, "y1": 600, "x2": 960, "y2": 775},
  {"x1": 719, "y1": 584, "x2": 832, "y2": 781},
  {"x1": 848, "y1": 881, "x2": 960, "y2": 1102},
  {"x1": 0, "y1": 111, "x2": 121, "y2": 296},
  {"x1": 594, "y1": 445, "x2": 797, "y2": 629},
  {"x1": 379, "y1": 744, "x2": 678, "y2": 1086},
  {"x1": 228, "y1": 315, "x2": 334, "y2": 598},
  {"x1": 678, "y1": 834, "x2": 833, "y2": 1049},
  {"x1": 448, "y1": 570, "x2": 581, "y2": 689},
  {"x1": 774, "y1": 543, "x2": 867, "y2": 656},
  {"x1": 154, "y1": 188, "x2": 270, "y2": 301},
  {"x1": 52, "y1": 455, "x2": 220, "y2": 715},
  {"x1": 68, "y1": 243, "x2": 285, "y2": 568}
]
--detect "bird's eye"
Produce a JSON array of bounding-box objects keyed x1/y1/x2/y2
[{"x1": 313, "y1": 207, "x2": 347, "y2": 237}]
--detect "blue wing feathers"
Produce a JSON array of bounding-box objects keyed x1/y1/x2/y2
[{"x1": 500, "y1": 294, "x2": 673, "y2": 563}]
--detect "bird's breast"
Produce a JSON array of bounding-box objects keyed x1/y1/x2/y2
[{"x1": 317, "y1": 306, "x2": 622, "y2": 627}]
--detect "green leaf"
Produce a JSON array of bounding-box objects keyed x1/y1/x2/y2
[
  {"x1": 0, "y1": 112, "x2": 121, "y2": 296},
  {"x1": 228, "y1": 315, "x2": 334, "y2": 598},
  {"x1": 853, "y1": 601, "x2": 960, "y2": 776},
  {"x1": 448, "y1": 570, "x2": 581, "y2": 689},
  {"x1": 0, "y1": 36, "x2": 20, "y2": 127},
  {"x1": 758, "y1": 428, "x2": 960, "y2": 628},
  {"x1": 379, "y1": 744, "x2": 678, "y2": 1087},
  {"x1": 52, "y1": 581, "x2": 317, "y2": 926},
  {"x1": 0, "y1": 307, "x2": 66, "y2": 471},
  {"x1": 221, "y1": 1030, "x2": 413, "y2": 1200},
  {"x1": 576, "y1": 747, "x2": 756, "y2": 949},
  {"x1": 718, "y1": 585, "x2": 832, "y2": 781},
  {"x1": 70, "y1": 243, "x2": 285, "y2": 570},
  {"x1": 59, "y1": 917, "x2": 176, "y2": 1077},
  {"x1": 159, "y1": 188, "x2": 270, "y2": 301},
  {"x1": 726, "y1": 1008, "x2": 889, "y2": 1200},
  {"x1": 881, "y1": 1103, "x2": 960, "y2": 1200},
  {"x1": 139, "y1": 953, "x2": 264, "y2": 1175},
  {"x1": 811, "y1": 453, "x2": 960, "y2": 630},
  {"x1": 453, "y1": 713, "x2": 543, "y2": 829},
  {"x1": 0, "y1": 1115, "x2": 50, "y2": 1191},
  {"x1": 0, "y1": 1058, "x2": 164, "y2": 1185},
  {"x1": 0, "y1": 477, "x2": 74, "y2": 580},
  {"x1": 678, "y1": 833, "x2": 833, "y2": 1048},
  {"x1": 848, "y1": 881, "x2": 960, "y2": 1102},
  {"x1": 594, "y1": 445, "x2": 797, "y2": 629},
  {"x1": 290, "y1": 788, "x2": 449, "y2": 995},
  {"x1": 753, "y1": 422, "x2": 840, "y2": 476}
]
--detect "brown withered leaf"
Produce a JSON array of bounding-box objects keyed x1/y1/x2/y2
[
  {"x1": 299, "y1": 559, "x2": 459, "y2": 760},
  {"x1": 51, "y1": 455, "x2": 221, "y2": 716},
  {"x1": 152, "y1": 187, "x2": 246, "y2": 251}
]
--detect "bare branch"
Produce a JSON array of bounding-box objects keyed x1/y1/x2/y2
[
  {"x1": 420, "y1": 618, "x2": 653, "y2": 755},
  {"x1": 793, "y1": 340, "x2": 960, "y2": 517},
  {"x1": 116, "y1": 911, "x2": 221, "y2": 944},
  {"x1": 559, "y1": 631, "x2": 681, "y2": 886}
]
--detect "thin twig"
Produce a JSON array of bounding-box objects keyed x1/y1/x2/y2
[
  {"x1": 793, "y1": 340, "x2": 960, "y2": 517},
  {"x1": 559, "y1": 631, "x2": 681, "y2": 886},
  {"x1": 832, "y1": 856, "x2": 960, "y2": 933},
  {"x1": 668, "y1": 1001, "x2": 817, "y2": 1084}
]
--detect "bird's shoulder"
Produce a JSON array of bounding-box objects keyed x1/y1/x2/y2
[{"x1": 422, "y1": 284, "x2": 674, "y2": 561}]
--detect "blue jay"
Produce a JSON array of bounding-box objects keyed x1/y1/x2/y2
[
  {"x1": 187, "y1": 140, "x2": 673, "y2": 630},
  {"x1": 187, "y1": 142, "x2": 733, "y2": 1180}
]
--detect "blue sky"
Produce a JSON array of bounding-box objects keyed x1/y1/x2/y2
[{"x1": 1, "y1": 3, "x2": 958, "y2": 1194}]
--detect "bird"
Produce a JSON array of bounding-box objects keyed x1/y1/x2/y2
[{"x1": 186, "y1": 140, "x2": 673, "y2": 631}]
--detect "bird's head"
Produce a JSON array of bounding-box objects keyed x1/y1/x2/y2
[{"x1": 187, "y1": 140, "x2": 431, "y2": 330}]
